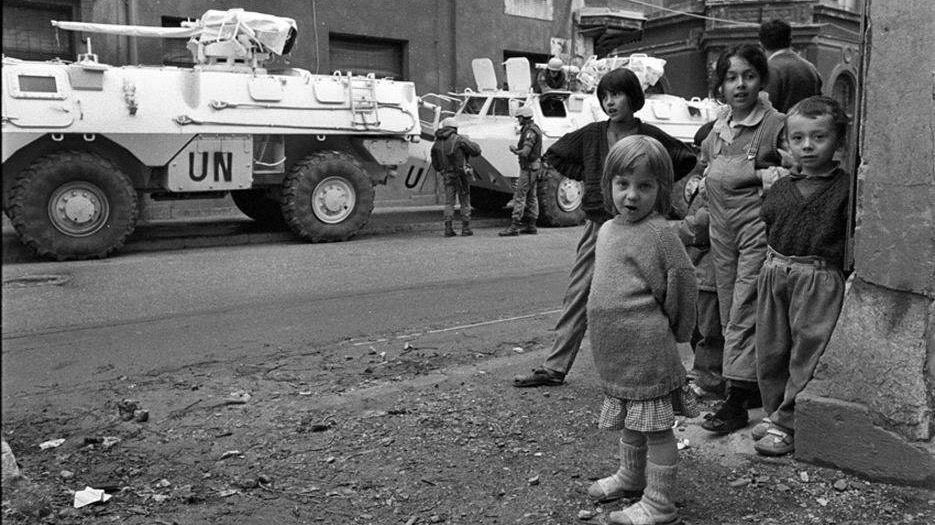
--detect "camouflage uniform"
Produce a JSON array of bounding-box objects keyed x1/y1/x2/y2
[
  {"x1": 506, "y1": 120, "x2": 542, "y2": 232},
  {"x1": 430, "y1": 125, "x2": 481, "y2": 236}
]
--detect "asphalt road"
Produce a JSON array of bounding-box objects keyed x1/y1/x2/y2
[{"x1": 1, "y1": 223, "x2": 581, "y2": 402}]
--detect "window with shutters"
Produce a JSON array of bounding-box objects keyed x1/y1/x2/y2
[
  {"x1": 2, "y1": 1, "x2": 76, "y2": 61},
  {"x1": 329, "y1": 33, "x2": 406, "y2": 80}
]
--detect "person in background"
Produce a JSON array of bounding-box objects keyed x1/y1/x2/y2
[
  {"x1": 535, "y1": 57, "x2": 569, "y2": 93},
  {"x1": 585, "y1": 135, "x2": 697, "y2": 525},
  {"x1": 695, "y1": 44, "x2": 786, "y2": 435},
  {"x1": 512, "y1": 67, "x2": 696, "y2": 388},
  {"x1": 759, "y1": 19, "x2": 823, "y2": 113},
  {"x1": 753, "y1": 96, "x2": 850, "y2": 456},
  {"x1": 676, "y1": 121, "x2": 725, "y2": 398},
  {"x1": 430, "y1": 117, "x2": 482, "y2": 237},
  {"x1": 500, "y1": 106, "x2": 542, "y2": 236}
]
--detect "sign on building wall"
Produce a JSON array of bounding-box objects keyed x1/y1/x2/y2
[{"x1": 504, "y1": 0, "x2": 554, "y2": 21}]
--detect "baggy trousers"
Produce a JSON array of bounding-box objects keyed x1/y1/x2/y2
[
  {"x1": 755, "y1": 248, "x2": 844, "y2": 432},
  {"x1": 442, "y1": 171, "x2": 471, "y2": 221},
  {"x1": 541, "y1": 220, "x2": 600, "y2": 375},
  {"x1": 510, "y1": 168, "x2": 539, "y2": 223},
  {"x1": 691, "y1": 290, "x2": 724, "y2": 389},
  {"x1": 706, "y1": 154, "x2": 767, "y2": 383}
]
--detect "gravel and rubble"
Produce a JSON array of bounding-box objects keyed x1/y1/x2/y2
[{"x1": 3, "y1": 319, "x2": 933, "y2": 524}]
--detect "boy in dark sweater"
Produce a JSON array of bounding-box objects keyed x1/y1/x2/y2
[{"x1": 753, "y1": 96, "x2": 850, "y2": 456}]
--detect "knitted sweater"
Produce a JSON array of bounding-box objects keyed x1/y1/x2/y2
[
  {"x1": 544, "y1": 120, "x2": 696, "y2": 223},
  {"x1": 761, "y1": 168, "x2": 850, "y2": 268},
  {"x1": 587, "y1": 213, "x2": 698, "y2": 400}
]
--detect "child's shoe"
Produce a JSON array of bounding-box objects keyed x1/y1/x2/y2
[
  {"x1": 587, "y1": 440, "x2": 645, "y2": 503},
  {"x1": 754, "y1": 428, "x2": 794, "y2": 456},
  {"x1": 608, "y1": 462, "x2": 681, "y2": 525},
  {"x1": 751, "y1": 418, "x2": 772, "y2": 441}
]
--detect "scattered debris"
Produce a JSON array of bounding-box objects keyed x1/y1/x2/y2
[
  {"x1": 799, "y1": 471, "x2": 810, "y2": 483},
  {"x1": 224, "y1": 390, "x2": 252, "y2": 405},
  {"x1": 118, "y1": 399, "x2": 141, "y2": 421},
  {"x1": 38, "y1": 438, "x2": 65, "y2": 450},
  {"x1": 60, "y1": 470, "x2": 74, "y2": 479},
  {"x1": 133, "y1": 409, "x2": 150, "y2": 422},
  {"x1": 73, "y1": 486, "x2": 112, "y2": 508},
  {"x1": 155, "y1": 479, "x2": 171, "y2": 488},
  {"x1": 527, "y1": 475, "x2": 540, "y2": 486},
  {"x1": 512, "y1": 346, "x2": 524, "y2": 353},
  {"x1": 817, "y1": 497, "x2": 829, "y2": 506},
  {"x1": 729, "y1": 477, "x2": 752, "y2": 488},
  {"x1": 219, "y1": 450, "x2": 242, "y2": 460},
  {"x1": 217, "y1": 489, "x2": 239, "y2": 498},
  {"x1": 676, "y1": 438, "x2": 690, "y2": 450},
  {"x1": 833, "y1": 479, "x2": 849, "y2": 491},
  {"x1": 102, "y1": 436, "x2": 121, "y2": 449}
]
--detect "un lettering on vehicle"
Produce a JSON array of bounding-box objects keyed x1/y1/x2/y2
[{"x1": 167, "y1": 135, "x2": 254, "y2": 192}]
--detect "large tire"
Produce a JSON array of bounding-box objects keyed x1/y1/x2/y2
[
  {"x1": 9, "y1": 150, "x2": 138, "y2": 261},
  {"x1": 281, "y1": 151, "x2": 374, "y2": 242},
  {"x1": 536, "y1": 166, "x2": 585, "y2": 227},
  {"x1": 231, "y1": 189, "x2": 287, "y2": 228}
]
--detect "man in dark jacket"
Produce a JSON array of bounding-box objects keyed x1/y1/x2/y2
[
  {"x1": 759, "y1": 19, "x2": 823, "y2": 113},
  {"x1": 431, "y1": 118, "x2": 482, "y2": 236},
  {"x1": 500, "y1": 105, "x2": 542, "y2": 236}
]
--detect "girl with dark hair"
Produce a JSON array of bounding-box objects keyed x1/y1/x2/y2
[
  {"x1": 512, "y1": 67, "x2": 696, "y2": 389},
  {"x1": 697, "y1": 44, "x2": 787, "y2": 436}
]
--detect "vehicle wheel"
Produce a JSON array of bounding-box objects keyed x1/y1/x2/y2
[
  {"x1": 536, "y1": 167, "x2": 585, "y2": 227},
  {"x1": 281, "y1": 151, "x2": 374, "y2": 242},
  {"x1": 9, "y1": 150, "x2": 139, "y2": 261},
  {"x1": 231, "y1": 189, "x2": 287, "y2": 227}
]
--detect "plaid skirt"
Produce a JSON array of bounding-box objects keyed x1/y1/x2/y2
[{"x1": 598, "y1": 385, "x2": 700, "y2": 433}]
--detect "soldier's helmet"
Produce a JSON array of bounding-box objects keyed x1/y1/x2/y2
[
  {"x1": 547, "y1": 57, "x2": 564, "y2": 71},
  {"x1": 515, "y1": 106, "x2": 534, "y2": 119},
  {"x1": 440, "y1": 117, "x2": 459, "y2": 129}
]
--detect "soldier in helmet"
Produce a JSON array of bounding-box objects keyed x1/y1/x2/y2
[
  {"x1": 500, "y1": 105, "x2": 542, "y2": 236},
  {"x1": 431, "y1": 117, "x2": 482, "y2": 237},
  {"x1": 535, "y1": 57, "x2": 569, "y2": 93}
]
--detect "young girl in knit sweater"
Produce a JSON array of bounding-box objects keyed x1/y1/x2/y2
[{"x1": 586, "y1": 135, "x2": 698, "y2": 525}]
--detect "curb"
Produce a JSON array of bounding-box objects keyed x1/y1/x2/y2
[{"x1": 2, "y1": 209, "x2": 510, "y2": 264}]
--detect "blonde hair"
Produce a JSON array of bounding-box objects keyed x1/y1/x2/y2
[{"x1": 601, "y1": 135, "x2": 674, "y2": 216}]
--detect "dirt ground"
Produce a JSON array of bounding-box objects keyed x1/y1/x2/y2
[{"x1": 3, "y1": 315, "x2": 934, "y2": 524}]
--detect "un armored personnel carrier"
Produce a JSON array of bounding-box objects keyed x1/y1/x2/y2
[
  {"x1": 1, "y1": 9, "x2": 420, "y2": 260},
  {"x1": 405, "y1": 55, "x2": 719, "y2": 226}
]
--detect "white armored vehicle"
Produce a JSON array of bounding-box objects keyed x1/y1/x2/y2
[
  {"x1": 406, "y1": 55, "x2": 719, "y2": 226},
  {"x1": 2, "y1": 9, "x2": 420, "y2": 260}
]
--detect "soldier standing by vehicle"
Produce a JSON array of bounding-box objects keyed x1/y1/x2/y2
[
  {"x1": 431, "y1": 117, "x2": 482, "y2": 237},
  {"x1": 500, "y1": 106, "x2": 542, "y2": 236}
]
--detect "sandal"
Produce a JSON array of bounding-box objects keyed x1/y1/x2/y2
[
  {"x1": 754, "y1": 428, "x2": 794, "y2": 456},
  {"x1": 512, "y1": 368, "x2": 565, "y2": 388},
  {"x1": 751, "y1": 418, "x2": 772, "y2": 441}
]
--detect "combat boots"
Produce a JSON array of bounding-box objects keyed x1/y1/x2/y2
[
  {"x1": 498, "y1": 221, "x2": 521, "y2": 236},
  {"x1": 444, "y1": 220, "x2": 456, "y2": 237},
  {"x1": 519, "y1": 218, "x2": 538, "y2": 235},
  {"x1": 461, "y1": 220, "x2": 473, "y2": 236}
]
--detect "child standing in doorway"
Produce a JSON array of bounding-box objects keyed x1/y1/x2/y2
[
  {"x1": 753, "y1": 96, "x2": 851, "y2": 456},
  {"x1": 585, "y1": 135, "x2": 697, "y2": 525},
  {"x1": 696, "y1": 44, "x2": 787, "y2": 435}
]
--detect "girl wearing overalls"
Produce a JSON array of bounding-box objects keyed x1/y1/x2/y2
[{"x1": 696, "y1": 44, "x2": 786, "y2": 435}]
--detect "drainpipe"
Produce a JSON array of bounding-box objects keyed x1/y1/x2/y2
[
  {"x1": 126, "y1": 0, "x2": 139, "y2": 64},
  {"x1": 449, "y1": 0, "x2": 457, "y2": 90}
]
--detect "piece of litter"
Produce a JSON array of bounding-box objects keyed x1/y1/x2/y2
[
  {"x1": 73, "y1": 486, "x2": 112, "y2": 508},
  {"x1": 816, "y1": 497, "x2": 829, "y2": 506},
  {"x1": 224, "y1": 390, "x2": 251, "y2": 404},
  {"x1": 219, "y1": 450, "x2": 242, "y2": 460},
  {"x1": 102, "y1": 436, "x2": 121, "y2": 449},
  {"x1": 676, "y1": 438, "x2": 690, "y2": 450},
  {"x1": 38, "y1": 438, "x2": 65, "y2": 450},
  {"x1": 217, "y1": 489, "x2": 239, "y2": 498},
  {"x1": 152, "y1": 494, "x2": 169, "y2": 503},
  {"x1": 578, "y1": 509, "x2": 596, "y2": 520},
  {"x1": 403, "y1": 342, "x2": 412, "y2": 350},
  {"x1": 298, "y1": 391, "x2": 313, "y2": 396},
  {"x1": 512, "y1": 346, "x2": 524, "y2": 353}
]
